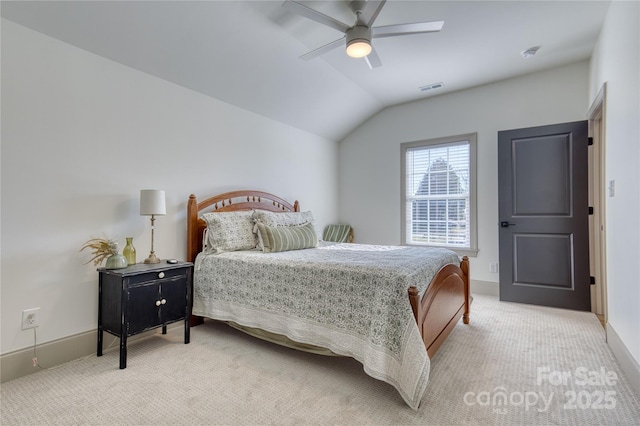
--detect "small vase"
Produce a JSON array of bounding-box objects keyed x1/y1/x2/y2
[
  {"x1": 122, "y1": 237, "x2": 136, "y2": 265},
  {"x1": 105, "y1": 242, "x2": 128, "y2": 269},
  {"x1": 105, "y1": 253, "x2": 128, "y2": 269}
]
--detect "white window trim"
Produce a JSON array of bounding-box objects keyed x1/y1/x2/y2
[{"x1": 400, "y1": 133, "x2": 478, "y2": 257}]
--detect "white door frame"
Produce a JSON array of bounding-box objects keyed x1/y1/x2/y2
[{"x1": 587, "y1": 83, "x2": 608, "y2": 322}]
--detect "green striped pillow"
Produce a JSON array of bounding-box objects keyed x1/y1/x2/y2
[{"x1": 256, "y1": 222, "x2": 318, "y2": 253}]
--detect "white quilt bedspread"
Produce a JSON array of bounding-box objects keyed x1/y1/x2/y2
[{"x1": 192, "y1": 242, "x2": 460, "y2": 409}]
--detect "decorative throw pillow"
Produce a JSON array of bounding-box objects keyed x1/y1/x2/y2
[
  {"x1": 252, "y1": 210, "x2": 317, "y2": 249},
  {"x1": 252, "y1": 210, "x2": 315, "y2": 227},
  {"x1": 201, "y1": 211, "x2": 256, "y2": 253},
  {"x1": 256, "y1": 222, "x2": 318, "y2": 253}
]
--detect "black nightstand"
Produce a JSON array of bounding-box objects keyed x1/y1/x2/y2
[{"x1": 97, "y1": 261, "x2": 193, "y2": 369}]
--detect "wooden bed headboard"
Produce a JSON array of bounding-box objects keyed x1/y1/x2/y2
[{"x1": 186, "y1": 190, "x2": 300, "y2": 262}]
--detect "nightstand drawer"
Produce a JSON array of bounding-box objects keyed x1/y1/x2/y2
[{"x1": 128, "y1": 267, "x2": 187, "y2": 286}]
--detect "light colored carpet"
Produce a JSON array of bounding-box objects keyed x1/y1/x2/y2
[{"x1": 1, "y1": 295, "x2": 639, "y2": 425}]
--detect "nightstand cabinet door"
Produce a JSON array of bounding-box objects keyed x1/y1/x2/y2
[
  {"x1": 159, "y1": 279, "x2": 188, "y2": 323},
  {"x1": 127, "y1": 278, "x2": 188, "y2": 335},
  {"x1": 127, "y1": 282, "x2": 163, "y2": 335}
]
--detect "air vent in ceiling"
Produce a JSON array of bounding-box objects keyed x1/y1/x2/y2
[
  {"x1": 521, "y1": 46, "x2": 541, "y2": 58},
  {"x1": 419, "y1": 82, "x2": 444, "y2": 92}
]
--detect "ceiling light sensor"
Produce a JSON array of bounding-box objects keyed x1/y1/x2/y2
[
  {"x1": 419, "y1": 82, "x2": 445, "y2": 92},
  {"x1": 346, "y1": 25, "x2": 372, "y2": 58},
  {"x1": 521, "y1": 46, "x2": 541, "y2": 59}
]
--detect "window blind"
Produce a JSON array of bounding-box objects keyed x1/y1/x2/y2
[{"x1": 405, "y1": 141, "x2": 471, "y2": 248}]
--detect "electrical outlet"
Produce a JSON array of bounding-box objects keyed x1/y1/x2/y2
[
  {"x1": 21, "y1": 308, "x2": 40, "y2": 330},
  {"x1": 489, "y1": 262, "x2": 499, "y2": 274}
]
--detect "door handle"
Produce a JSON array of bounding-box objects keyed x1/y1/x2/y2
[{"x1": 500, "y1": 221, "x2": 516, "y2": 227}]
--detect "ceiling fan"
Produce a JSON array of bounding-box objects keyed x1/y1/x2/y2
[{"x1": 282, "y1": 0, "x2": 444, "y2": 69}]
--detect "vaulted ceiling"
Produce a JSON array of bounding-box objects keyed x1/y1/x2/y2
[{"x1": 1, "y1": 1, "x2": 611, "y2": 140}]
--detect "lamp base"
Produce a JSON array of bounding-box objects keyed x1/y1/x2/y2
[{"x1": 144, "y1": 252, "x2": 161, "y2": 264}]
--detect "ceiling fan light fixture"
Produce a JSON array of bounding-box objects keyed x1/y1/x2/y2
[
  {"x1": 346, "y1": 25, "x2": 372, "y2": 58},
  {"x1": 346, "y1": 39, "x2": 372, "y2": 58}
]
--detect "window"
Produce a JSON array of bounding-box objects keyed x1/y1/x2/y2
[{"x1": 401, "y1": 133, "x2": 478, "y2": 257}]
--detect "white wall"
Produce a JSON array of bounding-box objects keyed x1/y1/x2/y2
[
  {"x1": 589, "y1": 1, "x2": 640, "y2": 366},
  {"x1": 1, "y1": 20, "x2": 339, "y2": 355},
  {"x1": 338, "y1": 61, "x2": 589, "y2": 287}
]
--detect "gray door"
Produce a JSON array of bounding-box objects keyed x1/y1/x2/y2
[{"x1": 498, "y1": 121, "x2": 590, "y2": 311}]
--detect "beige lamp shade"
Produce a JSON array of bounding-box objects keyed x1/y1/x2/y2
[{"x1": 140, "y1": 190, "x2": 166, "y2": 216}]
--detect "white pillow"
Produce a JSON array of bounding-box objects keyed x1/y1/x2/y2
[
  {"x1": 201, "y1": 211, "x2": 257, "y2": 253},
  {"x1": 252, "y1": 210, "x2": 315, "y2": 227}
]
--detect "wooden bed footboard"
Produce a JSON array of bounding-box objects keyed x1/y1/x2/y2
[{"x1": 408, "y1": 256, "x2": 470, "y2": 358}]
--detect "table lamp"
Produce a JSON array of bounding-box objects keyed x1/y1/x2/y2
[{"x1": 140, "y1": 189, "x2": 166, "y2": 264}]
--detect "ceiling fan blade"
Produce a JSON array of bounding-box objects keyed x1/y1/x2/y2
[
  {"x1": 282, "y1": 0, "x2": 350, "y2": 34},
  {"x1": 372, "y1": 21, "x2": 444, "y2": 38},
  {"x1": 299, "y1": 37, "x2": 345, "y2": 61},
  {"x1": 358, "y1": 0, "x2": 386, "y2": 27},
  {"x1": 364, "y1": 46, "x2": 382, "y2": 69}
]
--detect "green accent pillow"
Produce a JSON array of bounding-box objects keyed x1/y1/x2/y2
[{"x1": 256, "y1": 222, "x2": 318, "y2": 253}]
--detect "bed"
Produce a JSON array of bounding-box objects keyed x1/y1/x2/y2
[{"x1": 186, "y1": 190, "x2": 470, "y2": 409}]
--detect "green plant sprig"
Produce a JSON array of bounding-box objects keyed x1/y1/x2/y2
[{"x1": 80, "y1": 237, "x2": 118, "y2": 266}]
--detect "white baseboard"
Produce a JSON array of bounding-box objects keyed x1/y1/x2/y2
[
  {"x1": 606, "y1": 323, "x2": 640, "y2": 397},
  {"x1": 1, "y1": 329, "x2": 99, "y2": 383},
  {"x1": 471, "y1": 279, "x2": 499, "y2": 297},
  {"x1": 1, "y1": 325, "x2": 181, "y2": 383}
]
